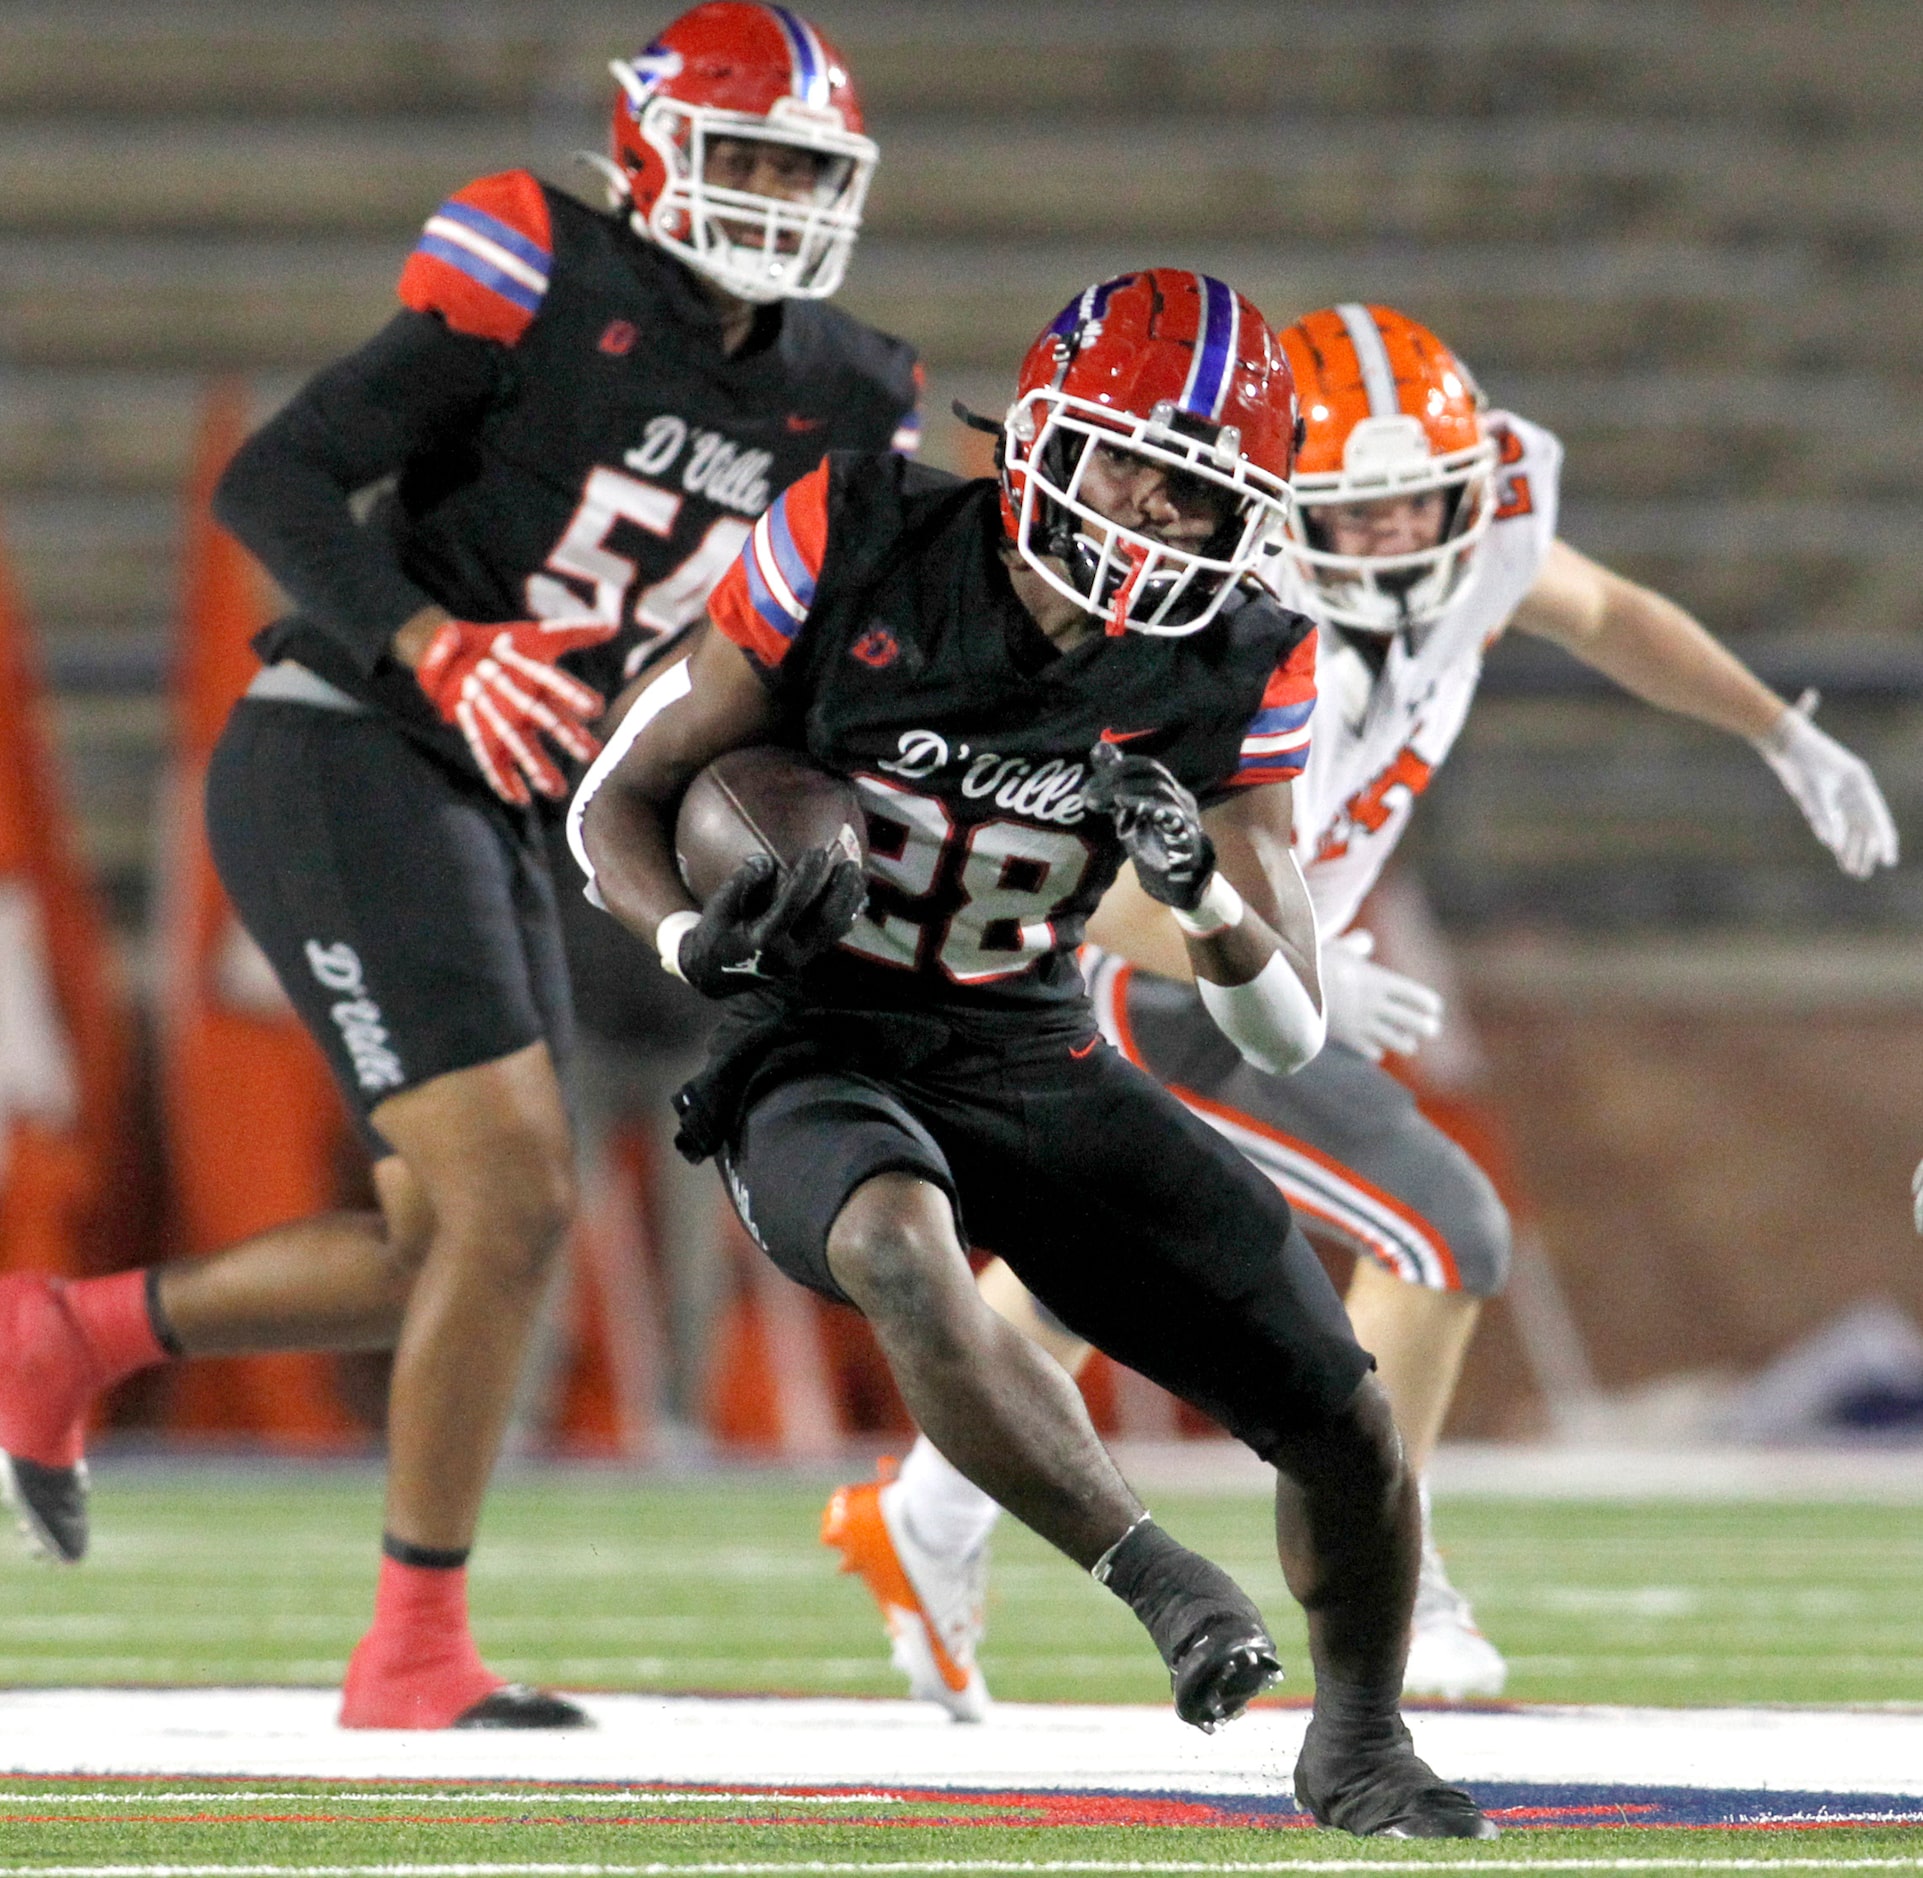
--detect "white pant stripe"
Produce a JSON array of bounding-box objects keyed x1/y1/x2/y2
[{"x1": 1085, "y1": 950, "x2": 1453, "y2": 1290}]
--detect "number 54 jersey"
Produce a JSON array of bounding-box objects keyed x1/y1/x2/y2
[
  {"x1": 1294, "y1": 411, "x2": 1563, "y2": 936},
  {"x1": 240, "y1": 169, "x2": 920, "y2": 775},
  {"x1": 705, "y1": 452, "x2": 1320, "y2": 1013}
]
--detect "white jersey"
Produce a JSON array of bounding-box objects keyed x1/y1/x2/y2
[{"x1": 1294, "y1": 410, "x2": 1563, "y2": 936}]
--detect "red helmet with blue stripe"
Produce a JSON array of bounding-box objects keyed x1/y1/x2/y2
[
  {"x1": 1001, "y1": 270, "x2": 1299, "y2": 636},
  {"x1": 604, "y1": 3, "x2": 875, "y2": 302}
]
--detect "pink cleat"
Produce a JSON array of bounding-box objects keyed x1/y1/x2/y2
[{"x1": 0, "y1": 1273, "x2": 104, "y2": 1563}]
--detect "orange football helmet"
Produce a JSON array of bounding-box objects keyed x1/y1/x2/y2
[
  {"x1": 1276, "y1": 304, "x2": 1497, "y2": 635},
  {"x1": 602, "y1": 3, "x2": 876, "y2": 302},
  {"x1": 1002, "y1": 270, "x2": 1298, "y2": 637}
]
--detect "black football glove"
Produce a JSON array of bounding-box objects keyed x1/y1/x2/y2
[
  {"x1": 678, "y1": 846, "x2": 868, "y2": 999},
  {"x1": 1084, "y1": 741, "x2": 1217, "y2": 912}
]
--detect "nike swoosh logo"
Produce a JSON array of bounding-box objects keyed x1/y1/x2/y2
[
  {"x1": 1069, "y1": 1037, "x2": 1101, "y2": 1059},
  {"x1": 1099, "y1": 726, "x2": 1157, "y2": 744},
  {"x1": 785, "y1": 413, "x2": 826, "y2": 433}
]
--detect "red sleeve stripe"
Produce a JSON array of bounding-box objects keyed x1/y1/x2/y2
[
  {"x1": 1224, "y1": 629, "x2": 1317, "y2": 786},
  {"x1": 1226, "y1": 754, "x2": 1309, "y2": 787},
  {"x1": 420, "y1": 211, "x2": 548, "y2": 305},
  {"x1": 398, "y1": 172, "x2": 552, "y2": 344},
  {"x1": 710, "y1": 555, "x2": 792, "y2": 669},
  {"x1": 710, "y1": 460, "x2": 833, "y2": 670}
]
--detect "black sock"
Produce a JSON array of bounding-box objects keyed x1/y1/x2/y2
[
  {"x1": 1096, "y1": 1518, "x2": 1265, "y2": 1668},
  {"x1": 382, "y1": 1533, "x2": 471, "y2": 1571},
  {"x1": 1306, "y1": 1671, "x2": 1408, "y2": 1753},
  {"x1": 143, "y1": 1268, "x2": 185, "y2": 1360}
]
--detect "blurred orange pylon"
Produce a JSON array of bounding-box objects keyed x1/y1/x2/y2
[
  {"x1": 0, "y1": 511, "x2": 136, "y2": 1288},
  {"x1": 153, "y1": 379, "x2": 363, "y2": 1448}
]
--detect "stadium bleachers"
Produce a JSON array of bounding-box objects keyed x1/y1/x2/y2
[{"x1": 0, "y1": 0, "x2": 1919, "y2": 924}]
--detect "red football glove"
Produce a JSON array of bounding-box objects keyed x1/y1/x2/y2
[{"x1": 415, "y1": 617, "x2": 618, "y2": 806}]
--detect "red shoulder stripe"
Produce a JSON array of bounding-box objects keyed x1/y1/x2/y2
[
  {"x1": 711, "y1": 460, "x2": 835, "y2": 669},
  {"x1": 398, "y1": 170, "x2": 553, "y2": 346},
  {"x1": 1225, "y1": 627, "x2": 1318, "y2": 788}
]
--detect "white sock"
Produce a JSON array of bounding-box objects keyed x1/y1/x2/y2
[{"x1": 893, "y1": 1435, "x2": 1002, "y2": 1558}]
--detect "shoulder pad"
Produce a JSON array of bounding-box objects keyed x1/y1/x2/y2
[
  {"x1": 710, "y1": 456, "x2": 834, "y2": 670},
  {"x1": 783, "y1": 304, "x2": 924, "y2": 453},
  {"x1": 1227, "y1": 626, "x2": 1318, "y2": 790},
  {"x1": 398, "y1": 170, "x2": 554, "y2": 346}
]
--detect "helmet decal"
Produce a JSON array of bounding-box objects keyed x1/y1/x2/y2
[
  {"x1": 1335, "y1": 301, "x2": 1398, "y2": 417},
  {"x1": 1178, "y1": 274, "x2": 1240, "y2": 422},
  {"x1": 767, "y1": 5, "x2": 831, "y2": 107},
  {"x1": 1046, "y1": 275, "x2": 1126, "y2": 383},
  {"x1": 621, "y1": 39, "x2": 685, "y2": 107}
]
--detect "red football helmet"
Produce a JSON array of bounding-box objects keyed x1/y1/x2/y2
[
  {"x1": 1276, "y1": 304, "x2": 1497, "y2": 634},
  {"x1": 603, "y1": 3, "x2": 876, "y2": 302},
  {"x1": 1001, "y1": 270, "x2": 1298, "y2": 636}
]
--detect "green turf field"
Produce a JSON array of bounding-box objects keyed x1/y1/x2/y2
[
  {"x1": 3, "y1": 1465, "x2": 1922, "y2": 1707},
  {"x1": 1, "y1": 1780, "x2": 1922, "y2": 1872},
  {"x1": 5, "y1": 1467, "x2": 1923, "y2": 1873}
]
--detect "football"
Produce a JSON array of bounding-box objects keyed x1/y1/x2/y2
[{"x1": 674, "y1": 745, "x2": 868, "y2": 906}]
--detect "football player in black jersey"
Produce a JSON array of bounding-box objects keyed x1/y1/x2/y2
[
  {"x1": 574, "y1": 271, "x2": 1494, "y2": 1838},
  {"x1": 0, "y1": 3, "x2": 917, "y2": 1731}
]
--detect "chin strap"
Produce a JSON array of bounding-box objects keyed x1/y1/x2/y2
[
  {"x1": 573, "y1": 149, "x2": 631, "y2": 214},
  {"x1": 950, "y1": 399, "x2": 1002, "y2": 437},
  {"x1": 1106, "y1": 543, "x2": 1152, "y2": 635}
]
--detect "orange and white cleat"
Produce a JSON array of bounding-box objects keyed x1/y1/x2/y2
[
  {"x1": 1403, "y1": 1533, "x2": 1506, "y2": 1700},
  {"x1": 822, "y1": 1464, "x2": 989, "y2": 1722}
]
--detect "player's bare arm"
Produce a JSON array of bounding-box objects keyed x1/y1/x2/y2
[
  {"x1": 577, "y1": 625, "x2": 778, "y2": 942},
  {"x1": 1511, "y1": 537, "x2": 1897, "y2": 876},
  {"x1": 1087, "y1": 750, "x2": 1326, "y2": 1076},
  {"x1": 1509, "y1": 537, "x2": 1786, "y2": 736}
]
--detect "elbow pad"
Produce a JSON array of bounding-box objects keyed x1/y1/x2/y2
[{"x1": 1196, "y1": 953, "x2": 1327, "y2": 1076}]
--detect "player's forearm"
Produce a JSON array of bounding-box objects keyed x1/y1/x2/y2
[
  {"x1": 213, "y1": 424, "x2": 436, "y2": 671},
  {"x1": 1184, "y1": 834, "x2": 1325, "y2": 1074},
  {"x1": 1201, "y1": 814, "x2": 1320, "y2": 997},
  {"x1": 1537, "y1": 570, "x2": 1786, "y2": 741},
  {"x1": 581, "y1": 779, "x2": 698, "y2": 942},
  {"x1": 212, "y1": 311, "x2": 508, "y2": 675}
]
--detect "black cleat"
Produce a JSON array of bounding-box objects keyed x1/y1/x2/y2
[
  {"x1": 1171, "y1": 1619, "x2": 1282, "y2": 1733},
  {"x1": 1294, "y1": 1715, "x2": 1497, "y2": 1839},
  {"x1": 452, "y1": 1684, "x2": 594, "y2": 1730},
  {"x1": 0, "y1": 1452, "x2": 88, "y2": 1565}
]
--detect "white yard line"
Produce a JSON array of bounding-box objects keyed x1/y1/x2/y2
[{"x1": 0, "y1": 1692, "x2": 1920, "y2": 1799}]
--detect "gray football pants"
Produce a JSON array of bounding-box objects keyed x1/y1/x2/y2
[{"x1": 1086, "y1": 952, "x2": 1511, "y2": 1297}]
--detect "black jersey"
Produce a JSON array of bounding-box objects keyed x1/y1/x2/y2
[
  {"x1": 707, "y1": 452, "x2": 1319, "y2": 1013},
  {"x1": 213, "y1": 168, "x2": 919, "y2": 779}
]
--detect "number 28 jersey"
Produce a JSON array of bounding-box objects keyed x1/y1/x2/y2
[{"x1": 706, "y1": 452, "x2": 1320, "y2": 1013}]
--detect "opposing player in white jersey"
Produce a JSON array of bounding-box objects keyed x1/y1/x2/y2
[{"x1": 823, "y1": 302, "x2": 1898, "y2": 1717}]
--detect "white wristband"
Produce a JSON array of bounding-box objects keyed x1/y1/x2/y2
[
  {"x1": 655, "y1": 909, "x2": 702, "y2": 981},
  {"x1": 1170, "y1": 871, "x2": 1244, "y2": 938},
  {"x1": 1197, "y1": 951, "x2": 1327, "y2": 1076}
]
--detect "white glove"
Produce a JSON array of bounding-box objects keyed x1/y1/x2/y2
[
  {"x1": 1320, "y1": 928, "x2": 1445, "y2": 1062},
  {"x1": 1753, "y1": 690, "x2": 1898, "y2": 879},
  {"x1": 1911, "y1": 1157, "x2": 1923, "y2": 1236}
]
